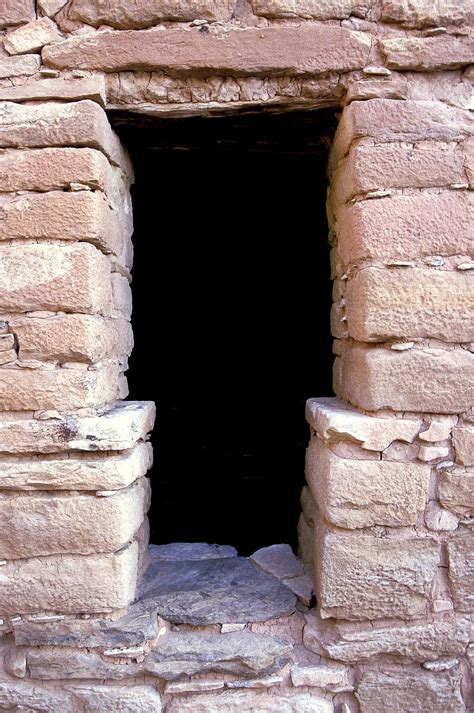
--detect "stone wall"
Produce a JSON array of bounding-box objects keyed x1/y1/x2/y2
[{"x1": 0, "y1": 0, "x2": 472, "y2": 710}]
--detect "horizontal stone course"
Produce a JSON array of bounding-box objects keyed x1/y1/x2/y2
[
  {"x1": 0, "y1": 75, "x2": 106, "y2": 106},
  {"x1": 381, "y1": 36, "x2": 474, "y2": 71},
  {"x1": 379, "y1": 0, "x2": 469, "y2": 27},
  {"x1": 69, "y1": 0, "x2": 235, "y2": 25},
  {"x1": 251, "y1": 0, "x2": 356, "y2": 19}
]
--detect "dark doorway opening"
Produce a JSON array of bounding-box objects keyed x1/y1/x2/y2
[{"x1": 111, "y1": 109, "x2": 336, "y2": 555}]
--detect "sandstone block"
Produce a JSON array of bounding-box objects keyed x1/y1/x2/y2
[
  {"x1": 0, "y1": 75, "x2": 106, "y2": 105},
  {"x1": 305, "y1": 437, "x2": 429, "y2": 529},
  {"x1": 0, "y1": 54, "x2": 41, "y2": 78},
  {"x1": 381, "y1": 36, "x2": 474, "y2": 71},
  {"x1": 0, "y1": 541, "x2": 139, "y2": 615},
  {"x1": 314, "y1": 522, "x2": 439, "y2": 620},
  {"x1": 344, "y1": 267, "x2": 473, "y2": 342},
  {"x1": 452, "y1": 425, "x2": 474, "y2": 466},
  {"x1": 9, "y1": 314, "x2": 133, "y2": 363},
  {"x1": 0, "y1": 191, "x2": 126, "y2": 257},
  {"x1": 335, "y1": 192, "x2": 473, "y2": 265},
  {"x1": 356, "y1": 666, "x2": 464, "y2": 713},
  {"x1": 166, "y1": 690, "x2": 332, "y2": 712},
  {"x1": 112, "y1": 272, "x2": 133, "y2": 318},
  {"x1": 4, "y1": 17, "x2": 61, "y2": 55},
  {"x1": 335, "y1": 344, "x2": 474, "y2": 413},
  {"x1": 447, "y1": 529, "x2": 474, "y2": 612},
  {"x1": 251, "y1": 0, "x2": 356, "y2": 19},
  {"x1": 0, "y1": 100, "x2": 130, "y2": 172},
  {"x1": 69, "y1": 0, "x2": 235, "y2": 26},
  {"x1": 306, "y1": 397, "x2": 422, "y2": 451},
  {"x1": 42, "y1": 25, "x2": 371, "y2": 76},
  {"x1": 38, "y1": 0, "x2": 68, "y2": 16},
  {"x1": 439, "y1": 467, "x2": 474, "y2": 518},
  {"x1": 0, "y1": 0, "x2": 35, "y2": 28},
  {"x1": 380, "y1": 0, "x2": 469, "y2": 27},
  {"x1": 0, "y1": 442, "x2": 153, "y2": 491},
  {"x1": 0, "y1": 243, "x2": 113, "y2": 315}
]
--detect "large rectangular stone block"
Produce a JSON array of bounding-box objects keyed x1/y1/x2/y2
[
  {"x1": 381, "y1": 36, "x2": 474, "y2": 71},
  {"x1": 0, "y1": 0, "x2": 35, "y2": 27},
  {"x1": 9, "y1": 314, "x2": 133, "y2": 363},
  {"x1": 251, "y1": 0, "x2": 356, "y2": 19},
  {"x1": 0, "y1": 76, "x2": 106, "y2": 105},
  {"x1": 0, "y1": 243, "x2": 113, "y2": 315},
  {"x1": 0, "y1": 541, "x2": 139, "y2": 615},
  {"x1": 0, "y1": 54, "x2": 41, "y2": 78},
  {"x1": 447, "y1": 530, "x2": 474, "y2": 612},
  {"x1": 305, "y1": 437, "x2": 430, "y2": 528},
  {"x1": 0, "y1": 477, "x2": 149, "y2": 559},
  {"x1": 335, "y1": 192, "x2": 473, "y2": 264},
  {"x1": 380, "y1": 0, "x2": 467, "y2": 27},
  {"x1": 69, "y1": 0, "x2": 234, "y2": 25},
  {"x1": 439, "y1": 467, "x2": 474, "y2": 518},
  {"x1": 344, "y1": 267, "x2": 473, "y2": 342},
  {"x1": 314, "y1": 521, "x2": 439, "y2": 620},
  {"x1": 42, "y1": 25, "x2": 371, "y2": 76}
]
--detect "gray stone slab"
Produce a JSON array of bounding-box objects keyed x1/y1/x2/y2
[{"x1": 149, "y1": 542, "x2": 237, "y2": 561}]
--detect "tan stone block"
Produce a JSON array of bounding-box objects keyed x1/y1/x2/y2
[
  {"x1": 0, "y1": 243, "x2": 113, "y2": 315},
  {"x1": 380, "y1": 0, "x2": 469, "y2": 27},
  {"x1": 0, "y1": 75, "x2": 106, "y2": 105},
  {"x1": 4, "y1": 17, "x2": 61, "y2": 55},
  {"x1": 42, "y1": 25, "x2": 371, "y2": 76},
  {"x1": 335, "y1": 192, "x2": 473, "y2": 264},
  {"x1": 306, "y1": 397, "x2": 422, "y2": 451},
  {"x1": 447, "y1": 529, "x2": 474, "y2": 612},
  {"x1": 0, "y1": 364, "x2": 125, "y2": 411},
  {"x1": 0, "y1": 100, "x2": 130, "y2": 172},
  {"x1": 251, "y1": 0, "x2": 356, "y2": 19},
  {"x1": 0, "y1": 54, "x2": 41, "y2": 78},
  {"x1": 306, "y1": 437, "x2": 430, "y2": 529},
  {"x1": 166, "y1": 690, "x2": 332, "y2": 712},
  {"x1": 0, "y1": 540, "x2": 139, "y2": 615},
  {"x1": 381, "y1": 36, "x2": 474, "y2": 71},
  {"x1": 335, "y1": 344, "x2": 474, "y2": 414},
  {"x1": 0, "y1": 0, "x2": 35, "y2": 28},
  {"x1": 344, "y1": 267, "x2": 473, "y2": 342},
  {"x1": 438, "y1": 467, "x2": 473, "y2": 518},
  {"x1": 69, "y1": 0, "x2": 235, "y2": 25},
  {"x1": 314, "y1": 521, "x2": 439, "y2": 620},
  {"x1": 344, "y1": 74, "x2": 408, "y2": 105},
  {"x1": 0, "y1": 442, "x2": 153, "y2": 491},
  {"x1": 112, "y1": 273, "x2": 132, "y2": 319},
  {"x1": 356, "y1": 667, "x2": 464, "y2": 713},
  {"x1": 0, "y1": 477, "x2": 149, "y2": 558},
  {"x1": 452, "y1": 425, "x2": 474, "y2": 466},
  {"x1": 37, "y1": 0, "x2": 68, "y2": 16}
]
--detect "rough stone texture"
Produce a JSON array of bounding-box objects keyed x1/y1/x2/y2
[
  {"x1": 439, "y1": 467, "x2": 474, "y2": 518},
  {"x1": 0, "y1": 54, "x2": 41, "y2": 78},
  {"x1": 251, "y1": 0, "x2": 356, "y2": 19},
  {"x1": 305, "y1": 437, "x2": 430, "y2": 528},
  {"x1": 290, "y1": 661, "x2": 351, "y2": 690},
  {"x1": 42, "y1": 25, "x2": 371, "y2": 76},
  {"x1": 150, "y1": 542, "x2": 237, "y2": 561},
  {"x1": 381, "y1": 36, "x2": 474, "y2": 71},
  {"x1": 0, "y1": 541, "x2": 139, "y2": 615},
  {"x1": 0, "y1": 477, "x2": 149, "y2": 558},
  {"x1": 335, "y1": 192, "x2": 473, "y2": 265},
  {"x1": 38, "y1": 0, "x2": 68, "y2": 16},
  {"x1": 0, "y1": 401, "x2": 155, "y2": 454},
  {"x1": 344, "y1": 267, "x2": 473, "y2": 343},
  {"x1": 250, "y1": 544, "x2": 304, "y2": 580},
  {"x1": 335, "y1": 344, "x2": 474, "y2": 413},
  {"x1": 69, "y1": 0, "x2": 235, "y2": 26},
  {"x1": 315, "y1": 522, "x2": 439, "y2": 620},
  {"x1": 380, "y1": 0, "x2": 470, "y2": 27},
  {"x1": 356, "y1": 666, "x2": 464, "y2": 713},
  {"x1": 447, "y1": 530, "x2": 474, "y2": 612},
  {"x1": 0, "y1": 443, "x2": 152, "y2": 491},
  {"x1": 4, "y1": 17, "x2": 61, "y2": 55},
  {"x1": 9, "y1": 314, "x2": 133, "y2": 364},
  {"x1": 306, "y1": 397, "x2": 421, "y2": 451},
  {"x1": 304, "y1": 614, "x2": 471, "y2": 663},
  {"x1": 0, "y1": 243, "x2": 112, "y2": 315},
  {"x1": 166, "y1": 690, "x2": 333, "y2": 712},
  {"x1": 452, "y1": 425, "x2": 474, "y2": 466},
  {"x1": 0, "y1": 0, "x2": 35, "y2": 28},
  {"x1": 0, "y1": 76, "x2": 106, "y2": 105}
]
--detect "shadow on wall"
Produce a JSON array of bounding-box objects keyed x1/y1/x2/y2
[{"x1": 111, "y1": 109, "x2": 337, "y2": 555}]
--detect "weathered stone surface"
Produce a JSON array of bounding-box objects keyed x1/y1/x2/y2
[
  {"x1": 0, "y1": 443, "x2": 152, "y2": 491},
  {"x1": 0, "y1": 54, "x2": 41, "y2": 78},
  {"x1": 166, "y1": 690, "x2": 332, "y2": 712},
  {"x1": 0, "y1": 76, "x2": 106, "y2": 105},
  {"x1": 0, "y1": 541, "x2": 139, "y2": 615},
  {"x1": 452, "y1": 425, "x2": 474, "y2": 466},
  {"x1": 0, "y1": 0, "x2": 35, "y2": 28},
  {"x1": 69, "y1": 0, "x2": 235, "y2": 26},
  {"x1": 381, "y1": 36, "x2": 474, "y2": 71},
  {"x1": 380, "y1": 0, "x2": 470, "y2": 27},
  {"x1": 315, "y1": 522, "x2": 439, "y2": 620},
  {"x1": 0, "y1": 401, "x2": 155, "y2": 454},
  {"x1": 305, "y1": 437, "x2": 429, "y2": 529},
  {"x1": 150, "y1": 542, "x2": 237, "y2": 561},
  {"x1": 335, "y1": 344, "x2": 474, "y2": 413},
  {"x1": 356, "y1": 666, "x2": 464, "y2": 713},
  {"x1": 439, "y1": 467, "x2": 474, "y2": 518},
  {"x1": 0, "y1": 364, "x2": 125, "y2": 411},
  {"x1": 0, "y1": 100, "x2": 130, "y2": 172},
  {"x1": 251, "y1": 0, "x2": 355, "y2": 19},
  {"x1": 38, "y1": 0, "x2": 68, "y2": 16},
  {"x1": 9, "y1": 314, "x2": 133, "y2": 364},
  {"x1": 304, "y1": 613, "x2": 471, "y2": 663},
  {"x1": 297, "y1": 514, "x2": 315, "y2": 577},
  {"x1": 0, "y1": 243, "x2": 112, "y2": 315},
  {"x1": 4, "y1": 17, "x2": 61, "y2": 55},
  {"x1": 112, "y1": 272, "x2": 133, "y2": 318},
  {"x1": 447, "y1": 529, "x2": 474, "y2": 612},
  {"x1": 0, "y1": 477, "x2": 149, "y2": 558},
  {"x1": 139, "y1": 556, "x2": 296, "y2": 625},
  {"x1": 250, "y1": 544, "x2": 304, "y2": 580},
  {"x1": 42, "y1": 25, "x2": 371, "y2": 77},
  {"x1": 344, "y1": 267, "x2": 473, "y2": 342},
  {"x1": 291, "y1": 661, "x2": 351, "y2": 690},
  {"x1": 306, "y1": 397, "x2": 421, "y2": 451},
  {"x1": 335, "y1": 192, "x2": 473, "y2": 264}
]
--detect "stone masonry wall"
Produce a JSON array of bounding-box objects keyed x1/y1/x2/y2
[{"x1": 0, "y1": 0, "x2": 472, "y2": 711}]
